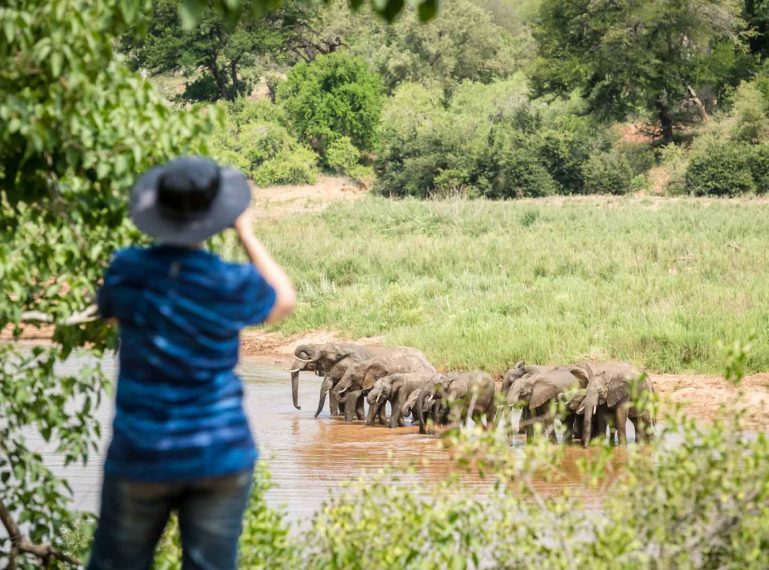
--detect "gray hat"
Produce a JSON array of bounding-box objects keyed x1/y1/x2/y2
[{"x1": 130, "y1": 156, "x2": 250, "y2": 246}]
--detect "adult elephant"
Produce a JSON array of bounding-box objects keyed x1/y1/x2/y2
[
  {"x1": 417, "y1": 371, "x2": 496, "y2": 434},
  {"x1": 413, "y1": 373, "x2": 452, "y2": 434},
  {"x1": 579, "y1": 363, "x2": 656, "y2": 447},
  {"x1": 287, "y1": 343, "x2": 374, "y2": 415},
  {"x1": 366, "y1": 371, "x2": 436, "y2": 428},
  {"x1": 332, "y1": 347, "x2": 436, "y2": 423},
  {"x1": 505, "y1": 365, "x2": 590, "y2": 442},
  {"x1": 500, "y1": 361, "x2": 553, "y2": 434}
]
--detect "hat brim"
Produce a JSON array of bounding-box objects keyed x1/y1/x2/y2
[{"x1": 130, "y1": 165, "x2": 251, "y2": 246}]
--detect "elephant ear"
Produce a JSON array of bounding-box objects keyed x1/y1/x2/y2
[
  {"x1": 606, "y1": 375, "x2": 631, "y2": 408},
  {"x1": 530, "y1": 379, "x2": 565, "y2": 409},
  {"x1": 361, "y1": 363, "x2": 386, "y2": 391},
  {"x1": 568, "y1": 365, "x2": 591, "y2": 387},
  {"x1": 322, "y1": 343, "x2": 358, "y2": 363}
]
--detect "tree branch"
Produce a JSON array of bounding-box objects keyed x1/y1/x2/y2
[
  {"x1": 0, "y1": 498, "x2": 80, "y2": 568},
  {"x1": 20, "y1": 304, "x2": 99, "y2": 326}
]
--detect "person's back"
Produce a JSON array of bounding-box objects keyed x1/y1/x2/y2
[{"x1": 88, "y1": 157, "x2": 295, "y2": 570}]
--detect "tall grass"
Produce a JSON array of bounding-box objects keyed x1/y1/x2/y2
[{"x1": 218, "y1": 196, "x2": 769, "y2": 374}]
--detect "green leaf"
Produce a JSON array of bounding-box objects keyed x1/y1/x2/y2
[
  {"x1": 51, "y1": 51, "x2": 63, "y2": 77},
  {"x1": 417, "y1": 0, "x2": 439, "y2": 22},
  {"x1": 179, "y1": 0, "x2": 207, "y2": 30}
]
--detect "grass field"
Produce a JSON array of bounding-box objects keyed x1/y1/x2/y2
[{"x1": 220, "y1": 196, "x2": 769, "y2": 375}]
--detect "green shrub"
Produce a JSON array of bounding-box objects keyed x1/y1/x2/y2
[
  {"x1": 659, "y1": 143, "x2": 689, "y2": 195},
  {"x1": 476, "y1": 129, "x2": 558, "y2": 198},
  {"x1": 278, "y1": 53, "x2": 383, "y2": 157},
  {"x1": 748, "y1": 143, "x2": 769, "y2": 193},
  {"x1": 252, "y1": 145, "x2": 318, "y2": 187},
  {"x1": 616, "y1": 141, "x2": 657, "y2": 175},
  {"x1": 374, "y1": 83, "x2": 474, "y2": 197},
  {"x1": 685, "y1": 139, "x2": 756, "y2": 196},
  {"x1": 732, "y1": 80, "x2": 769, "y2": 144},
  {"x1": 581, "y1": 150, "x2": 635, "y2": 195},
  {"x1": 228, "y1": 99, "x2": 289, "y2": 127},
  {"x1": 325, "y1": 136, "x2": 361, "y2": 176},
  {"x1": 211, "y1": 118, "x2": 319, "y2": 187}
]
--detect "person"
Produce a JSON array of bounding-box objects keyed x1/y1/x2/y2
[{"x1": 87, "y1": 156, "x2": 295, "y2": 570}]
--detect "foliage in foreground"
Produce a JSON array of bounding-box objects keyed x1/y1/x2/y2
[
  {"x1": 0, "y1": 0, "x2": 214, "y2": 565},
  {"x1": 140, "y1": 343, "x2": 769, "y2": 569}
]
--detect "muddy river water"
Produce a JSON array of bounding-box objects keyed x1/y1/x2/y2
[{"x1": 32, "y1": 352, "x2": 612, "y2": 521}]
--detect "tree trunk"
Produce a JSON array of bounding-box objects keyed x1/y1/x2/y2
[
  {"x1": 656, "y1": 101, "x2": 675, "y2": 143},
  {"x1": 230, "y1": 58, "x2": 239, "y2": 99},
  {"x1": 209, "y1": 61, "x2": 228, "y2": 101}
]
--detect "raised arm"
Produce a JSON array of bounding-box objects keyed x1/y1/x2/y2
[{"x1": 234, "y1": 208, "x2": 296, "y2": 324}]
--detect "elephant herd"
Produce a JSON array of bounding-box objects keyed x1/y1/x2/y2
[{"x1": 288, "y1": 342, "x2": 656, "y2": 447}]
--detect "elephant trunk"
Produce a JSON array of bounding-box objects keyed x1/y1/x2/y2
[
  {"x1": 506, "y1": 383, "x2": 522, "y2": 406},
  {"x1": 315, "y1": 376, "x2": 333, "y2": 418},
  {"x1": 291, "y1": 370, "x2": 301, "y2": 410},
  {"x1": 582, "y1": 394, "x2": 598, "y2": 448}
]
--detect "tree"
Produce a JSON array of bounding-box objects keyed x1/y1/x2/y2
[
  {"x1": 120, "y1": 0, "x2": 286, "y2": 101},
  {"x1": 532, "y1": 0, "x2": 746, "y2": 141},
  {"x1": 316, "y1": 0, "x2": 520, "y2": 94},
  {"x1": 278, "y1": 52, "x2": 383, "y2": 157}
]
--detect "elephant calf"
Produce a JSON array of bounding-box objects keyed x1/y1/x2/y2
[
  {"x1": 333, "y1": 347, "x2": 436, "y2": 423},
  {"x1": 503, "y1": 362, "x2": 590, "y2": 443},
  {"x1": 367, "y1": 372, "x2": 436, "y2": 428},
  {"x1": 417, "y1": 371, "x2": 496, "y2": 434}
]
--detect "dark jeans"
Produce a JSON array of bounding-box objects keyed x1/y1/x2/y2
[{"x1": 87, "y1": 470, "x2": 253, "y2": 570}]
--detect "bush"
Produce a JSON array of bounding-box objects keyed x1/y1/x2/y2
[
  {"x1": 731, "y1": 80, "x2": 769, "y2": 144},
  {"x1": 659, "y1": 143, "x2": 689, "y2": 195},
  {"x1": 211, "y1": 116, "x2": 319, "y2": 187},
  {"x1": 278, "y1": 53, "x2": 383, "y2": 158},
  {"x1": 325, "y1": 136, "x2": 361, "y2": 176},
  {"x1": 581, "y1": 150, "x2": 635, "y2": 195},
  {"x1": 748, "y1": 144, "x2": 769, "y2": 194},
  {"x1": 374, "y1": 83, "x2": 474, "y2": 197},
  {"x1": 616, "y1": 141, "x2": 657, "y2": 175},
  {"x1": 685, "y1": 139, "x2": 756, "y2": 196},
  {"x1": 475, "y1": 128, "x2": 558, "y2": 198}
]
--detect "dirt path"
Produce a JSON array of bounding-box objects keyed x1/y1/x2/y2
[{"x1": 251, "y1": 174, "x2": 367, "y2": 219}]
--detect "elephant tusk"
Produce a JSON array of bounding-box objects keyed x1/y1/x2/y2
[
  {"x1": 294, "y1": 355, "x2": 314, "y2": 363},
  {"x1": 288, "y1": 368, "x2": 301, "y2": 373}
]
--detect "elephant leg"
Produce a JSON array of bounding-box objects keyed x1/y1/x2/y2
[
  {"x1": 377, "y1": 402, "x2": 393, "y2": 426},
  {"x1": 615, "y1": 406, "x2": 629, "y2": 446},
  {"x1": 356, "y1": 393, "x2": 366, "y2": 420},
  {"x1": 485, "y1": 403, "x2": 496, "y2": 430},
  {"x1": 329, "y1": 389, "x2": 340, "y2": 416},
  {"x1": 344, "y1": 391, "x2": 361, "y2": 423},
  {"x1": 366, "y1": 401, "x2": 381, "y2": 426},
  {"x1": 389, "y1": 396, "x2": 402, "y2": 428}
]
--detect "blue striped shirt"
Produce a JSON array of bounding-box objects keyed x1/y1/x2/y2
[{"x1": 97, "y1": 245, "x2": 276, "y2": 481}]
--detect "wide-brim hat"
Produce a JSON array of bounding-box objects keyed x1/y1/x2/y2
[{"x1": 130, "y1": 156, "x2": 250, "y2": 246}]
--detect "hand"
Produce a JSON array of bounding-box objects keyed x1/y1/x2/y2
[{"x1": 233, "y1": 207, "x2": 254, "y2": 238}]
